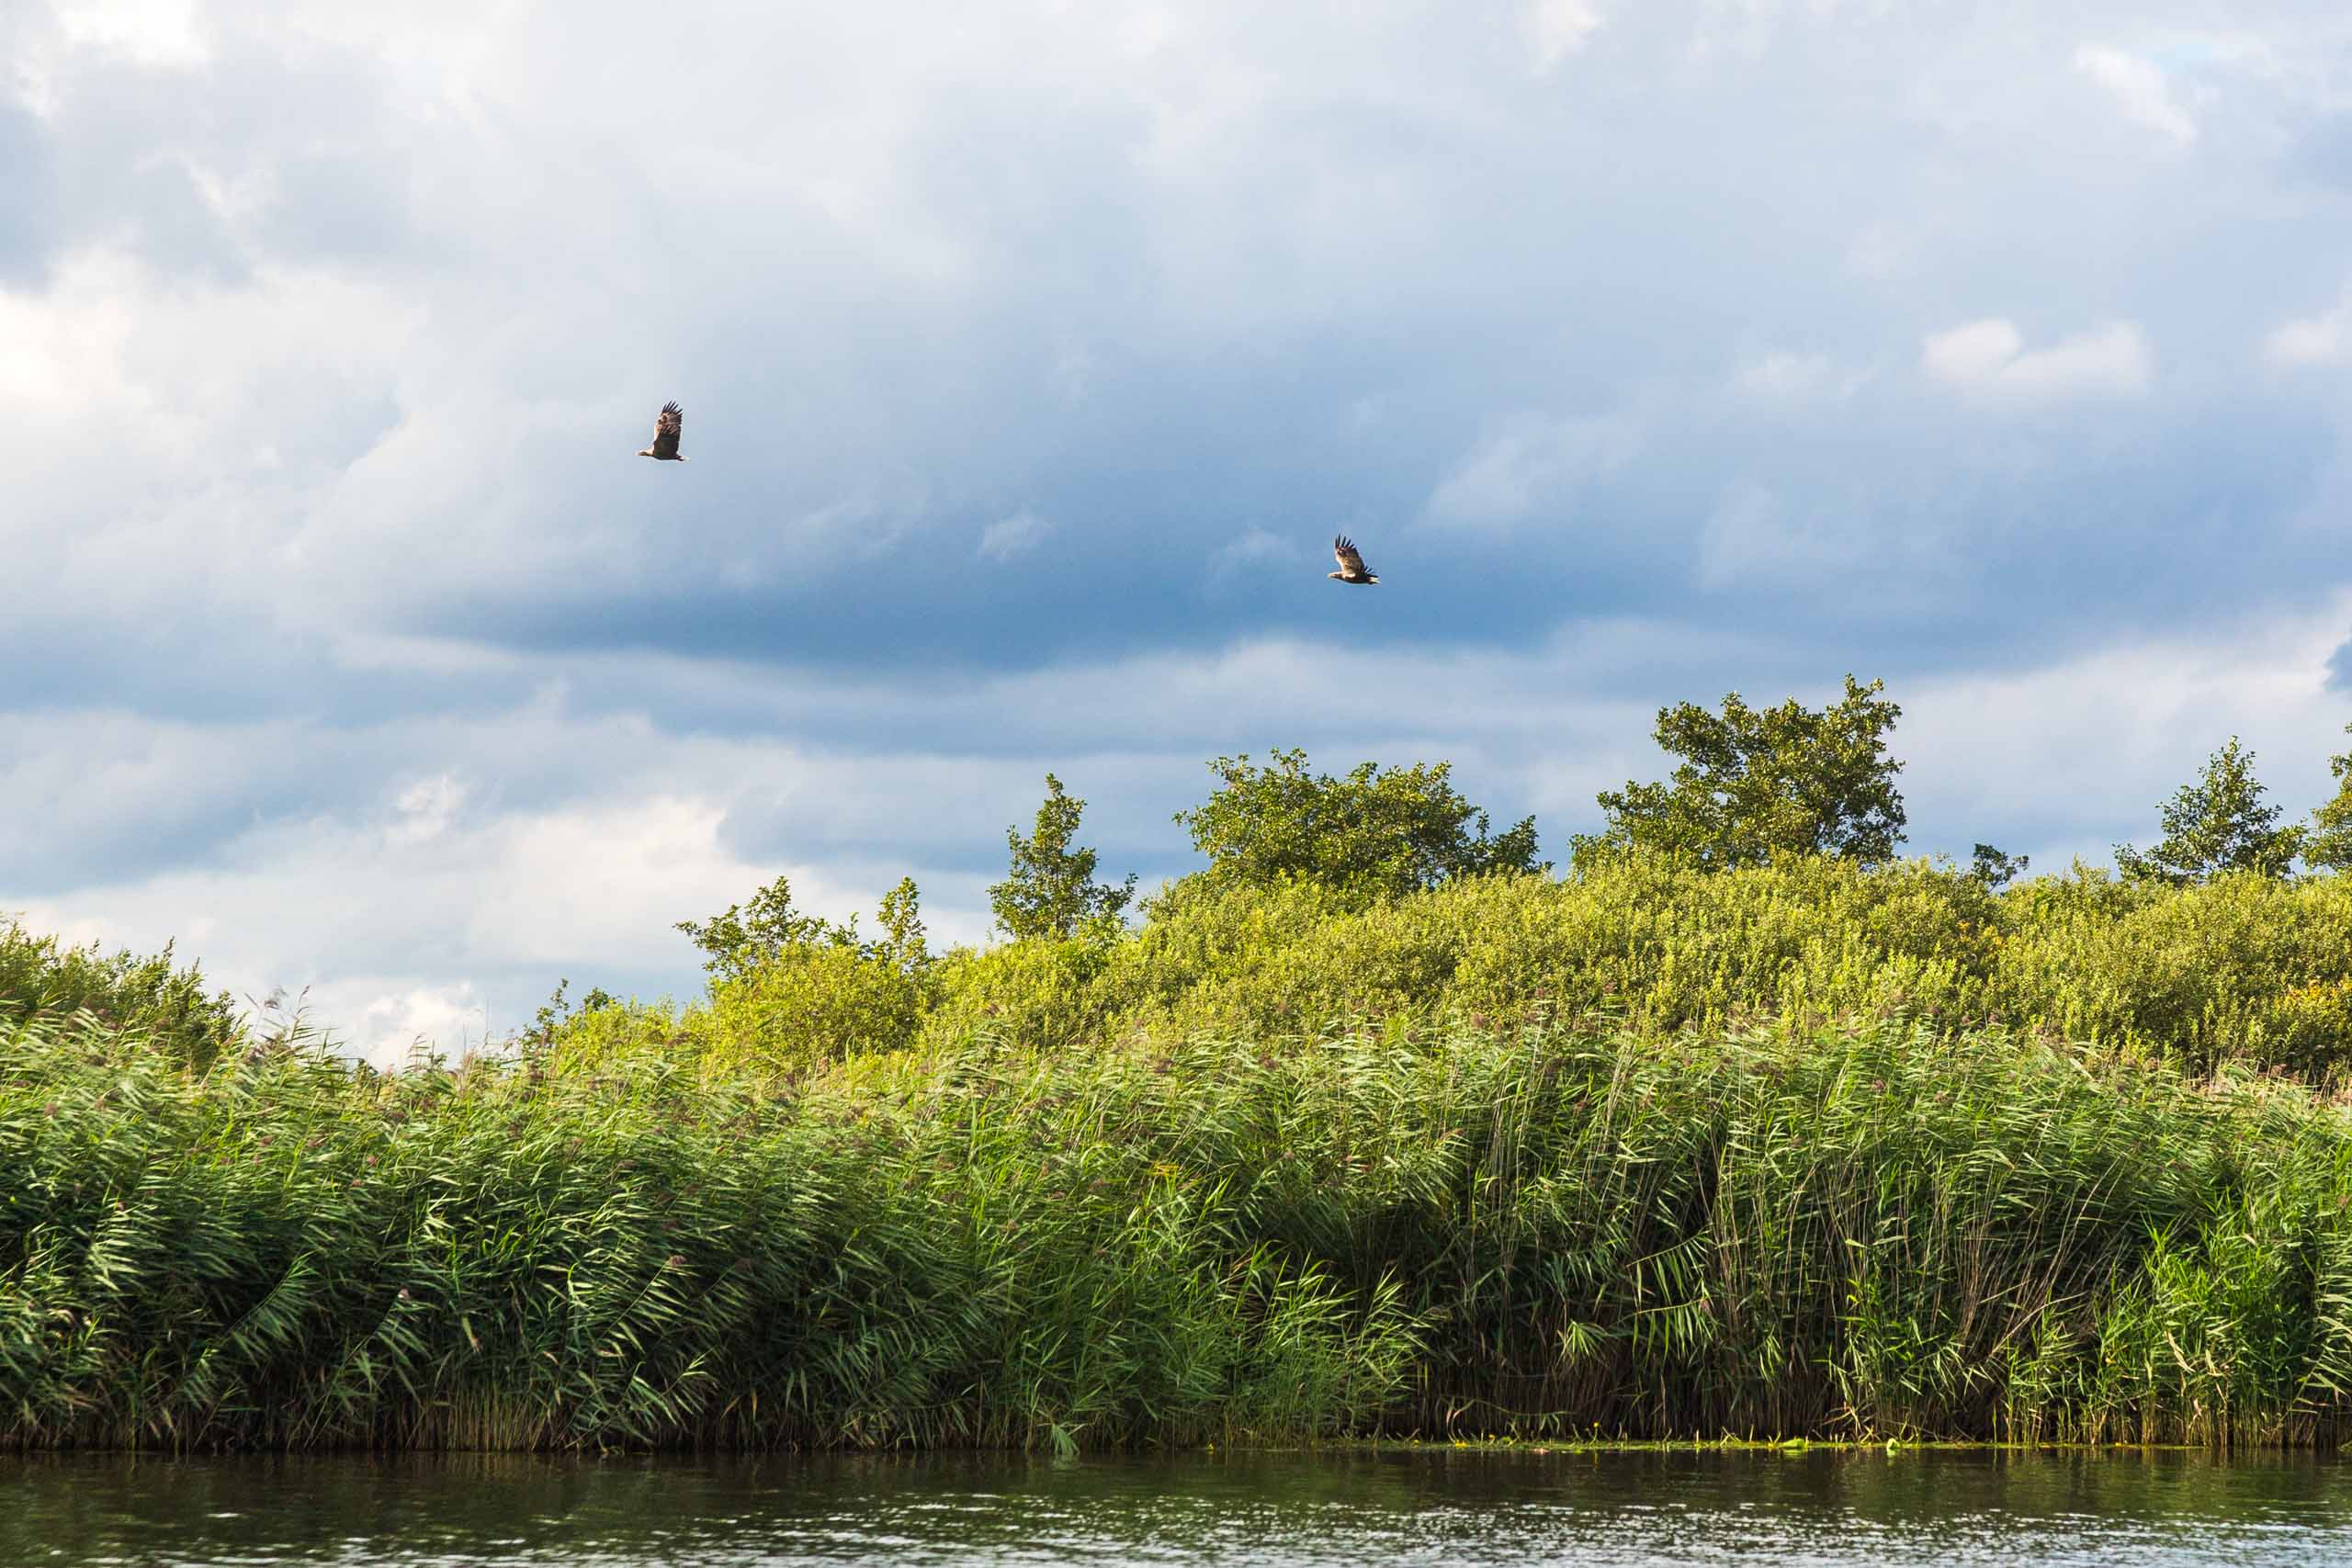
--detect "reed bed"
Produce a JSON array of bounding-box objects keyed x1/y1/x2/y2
[{"x1": 5, "y1": 1004, "x2": 2352, "y2": 1452}]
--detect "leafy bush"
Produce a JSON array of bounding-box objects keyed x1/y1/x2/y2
[
  {"x1": 919, "y1": 933, "x2": 1125, "y2": 1055},
  {"x1": 589, "y1": 853, "x2": 2352, "y2": 1081},
  {"x1": 1992, "y1": 871, "x2": 2352, "y2": 1075},
  {"x1": 638, "y1": 876, "x2": 942, "y2": 1077},
  {"x1": 0, "y1": 918, "x2": 242, "y2": 1068},
  {"x1": 2115, "y1": 737, "x2": 2303, "y2": 885}
]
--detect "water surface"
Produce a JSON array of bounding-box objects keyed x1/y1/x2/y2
[{"x1": 7, "y1": 1448, "x2": 2349, "y2": 1565}]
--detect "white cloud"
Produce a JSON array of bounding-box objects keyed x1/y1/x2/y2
[
  {"x1": 1920, "y1": 317, "x2": 2153, "y2": 406},
  {"x1": 1424, "y1": 408, "x2": 1640, "y2": 527},
  {"x1": 12, "y1": 782, "x2": 863, "y2": 1064},
  {"x1": 2265, "y1": 291, "x2": 2352, "y2": 368},
  {"x1": 2073, "y1": 44, "x2": 2197, "y2": 146},
  {"x1": 1729, "y1": 351, "x2": 1873, "y2": 406},
  {"x1": 978, "y1": 509, "x2": 1054, "y2": 561},
  {"x1": 387, "y1": 773, "x2": 466, "y2": 846},
  {"x1": 1902, "y1": 591, "x2": 2352, "y2": 871},
  {"x1": 346, "y1": 983, "x2": 489, "y2": 1063},
  {"x1": 54, "y1": 0, "x2": 211, "y2": 69},
  {"x1": 1525, "y1": 0, "x2": 1604, "y2": 74}
]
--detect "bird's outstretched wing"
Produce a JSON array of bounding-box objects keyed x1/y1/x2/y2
[
  {"x1": 1333, "y1": 535, "x2": 1371, "y2": 579},
  {"x1": 650, "y1": 401, "x2": 684, "y2": 458}
]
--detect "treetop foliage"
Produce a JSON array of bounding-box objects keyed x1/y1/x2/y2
[
  {"x1": 989, "y1": 773, "x2": 1136, "y2": 942},
  {"x1": 676, "y1": 874, "x2": 931, "y2": 982},
  {"x1": 1579, "y1": 674, "x2": 1907, "y2": 870},
  {"x1": 2305, "y1": 723, "x2": 2352, "y2": 875},
  {"x1": 2115, "y1": 736, "x2": 2304, "y2": 886},
  {"x1": 1970, "y1": 842, "x2": 2031, "y2": 890},
  {"x1": 1171, "y1": 748, "x2": 1544, "y2": 900}
]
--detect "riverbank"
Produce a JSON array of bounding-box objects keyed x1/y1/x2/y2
[{"x1": 6, "y1": 1003, "x2": 2351, "y2": 1452}]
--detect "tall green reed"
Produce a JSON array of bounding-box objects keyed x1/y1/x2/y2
[
  {"x1": 6, "y1": 1001, "x2": 2352, "y2": 1450},
  {"x1": 0, "y1": 1008, "x2": 1407, "y2": 1452}
]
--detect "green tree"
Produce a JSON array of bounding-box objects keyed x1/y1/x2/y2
[
  {"x1": 2115, "y1": 736, "x2": 2304, "y2": 885},
  {"x1": 2307, "y1": 723, "x2": 2352, "y2": 874},
  {"x1": 989, "y1": 773, "x2": 1136, "y2": 941},
  {"x1": 1173, "y1": 749, "x2": 1544, "y2": 899},
  {"x1": 1970, "y1": 842, "x2": 2031, "y2": 890},
  {"x1": 677, "y1": 874, "x2": 933, "y2": 980},
  {"x1": 872, "y1": 875, "x2": 932, "y2": 974},
  {"x1": 675, "y1": 874, "x2": 849, "y2": 981},
  {"x1": 1577, "y1": 675, "x2": 1907, "y2": 869}
]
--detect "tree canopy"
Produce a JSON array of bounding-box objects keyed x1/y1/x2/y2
[
  {"x1": 1577, "y1": 674, "x2": 1907, "y2": 870},
  {"x1": 2306, "y1": 724, "x2": 2352, "y2": 875},
  {"x1": 989, "y1": 773, "x2": 1136, "y2": 941},
  {"x1": 2116, "y1": 737, "x2": 2304, "y2": 886},
  {"x1": 677, "y1": 874, "x2": 930, "y2": 981},
  {"x1": 1173, "y1": 749, "x2": 1544, "y2": 899},
  {"x1": 1970, "y1": 842, "x2": 2031, "y2": 890}
]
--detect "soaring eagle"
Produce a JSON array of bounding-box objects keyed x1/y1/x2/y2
[
  {"x1": 638, "y1": 401, "x2": 685, "y2": 461},
  {"x1": 1329, "y1": 535, "x2": 1378, "y2": 585}
]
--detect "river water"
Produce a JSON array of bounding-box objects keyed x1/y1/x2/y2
[{"x1": 6, "y1": 1449, "x2": 2348, "y2": 1566}]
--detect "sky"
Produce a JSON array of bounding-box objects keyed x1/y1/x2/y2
[{"x1": 7, "y1": 0, "x2": 2352, "y2": 1059}]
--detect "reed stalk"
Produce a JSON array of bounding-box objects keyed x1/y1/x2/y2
[{"x1": 6, "y1": 1004, "x2": 2351, "y2": 1451}]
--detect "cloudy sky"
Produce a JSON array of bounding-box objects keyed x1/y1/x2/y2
[{"x1": 8, "y1": 0, "x2": 2352, "y2": 1057}]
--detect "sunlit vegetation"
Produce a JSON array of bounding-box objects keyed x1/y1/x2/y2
[
  {"x1": 10, "y1": 679, "x2": 2352, "y2": 1450},
  {"x1": 562, "y1": 860, "x2": 2352, "y2": 1085},
  {"x1": 6, "y1": 997, "x2": 2352, "y2": 1452},
  {"x1": 0, "y1": 920, "x2": 240, "y2": 1071}
]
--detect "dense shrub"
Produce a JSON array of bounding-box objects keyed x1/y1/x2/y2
[
  {"x1": 584, "y1": 858, "x2": 2352, "y2": 1082},
  {"x1": 1578, "y1": 675, "x2": 1907, "y2": 869},
  {"x1": 919, "y1": 932, "x2": 1125, "y2": 1055},
  {"x1": 0, "y1": 918, "x2": 242, "y2": 1069},
  {"x1": 1992, "y1": 872, "x2": 2352, "y2": 1075}
]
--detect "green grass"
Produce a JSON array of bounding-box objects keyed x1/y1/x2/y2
[{"x1": 6, "y1": 997, "x2": 2352, "y2": 1452}]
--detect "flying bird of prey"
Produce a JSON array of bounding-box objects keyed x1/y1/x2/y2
[
  {"x1": 1329, "y1": 535, "x2": 1379, "y2": 585},
  {"x1": 638, "y1": 401, "x2": 686, "y2": 461}
]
